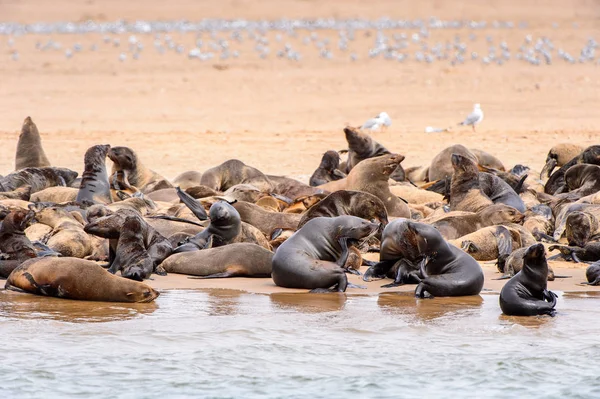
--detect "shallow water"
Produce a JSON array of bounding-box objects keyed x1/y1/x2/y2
[{"x1": 1, "y1": 289, "x2": 600, "y2": 398}]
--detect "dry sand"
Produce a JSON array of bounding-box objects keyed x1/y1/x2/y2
[{"x1": 1, "y1": 0, "x2": 599, "y2": 294}]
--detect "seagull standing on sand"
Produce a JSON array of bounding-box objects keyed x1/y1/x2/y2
[
  {"x1": 458, "y1": 103, "x2": 484, "y2": 132},
  {"x1": 361, "y1": 112, "x2": 392, "y2": 132}
]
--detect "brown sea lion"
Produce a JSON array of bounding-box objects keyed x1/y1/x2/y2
[
  {"x1": 109, "y1": 170, "x2": 139, "y2": 198},
  {"x1": 309, "y1": 150, "x2": 346, "y2": 186},
  {"x1": 0, "y1": 210, "x2": 37, "y2": 278},
  {"x1": 5, "y1": 257, "x2": 159, "y2": 302},
  {"x1": 15, "y1": 116, "x2": 51, "y2": 170},
  {"x1": 553, "y1": 203, "x2": 600, "y2": 243},
  {"x1": 470, "y1": 148, "x2": 505, "y2": 171},
  {"x1": 448, "y1": 225, "x2": 515, "y2": 261},
  {"x1": 319, "y1": 154, "x2": 410, "y2": 218},
  {"x1": 298, "y1": 190, "x2": 388, "y2": 230},
  {"x1": 162, "y1": 243, "x2": 273, "y2": 278},
  {"x1": 449, "y1": 153, "x2": 494, "y2": 212},
  {"x1": 109, "y1": 216, "x2": 155, "y2": 281},
  {"x1": 497, "y1": 246, "x2": 556, "y2": 281},
  {"x1": 0, "y1": 185, "x2": 31, "y2": 201},
  {"x1": 224, "y1": 184, "x2": 264, "y2": 202},
  {"x1": 541, "y1": 143, "x2": 584, "y2": 180},
  {"x1": 232, "y1": 201, "x2": 301, "y2": 237},
  {"x1": 522, "y1": 204, "x2": 554, "y2": 240},
  {"x1": 266, "y1": 175, "x2": 325, "y2": 199},
  {"x1": 108, "y1": 146, "x2": 173, "y2": 193},
  {"x1": 0, "y1": 167, "x2": 78, "y2": 194},
  {"x1": 30, "y1": 187, "x2": 78, "y2": 203},
  {"x1": 389, "y1": 183, "x2": 444, "y2": 204},
  {"x1": 545, "y1": 145, "x2": 600, "y2": 195},
  {"x1": 76, "y1": 144, "x2": 112, "y2": 204},
  {"x1": 172, "y1": 170, "x2": 204, "y2": 190},
  {"x1": 282, "y1": 194, "x2": 327, "y2": 214},
  {"x1": 428, "y1": 144, "x2": 478, "y2": 182},
  {"x1": 499, "y1": 244, "x2": 557, "y2": 316},
  {"x1": 200, "y1": 159, "x2": 272, "y2": 192},
  {"x1": 272, "y1": 216, "x2": 380, "y2": 292}
]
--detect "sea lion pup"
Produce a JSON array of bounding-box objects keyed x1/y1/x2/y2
[
  {"x1": 425, "y1": 204, "x2": 524, "y2": 240},
  {"x1": 449, "y1": 153, "x2": 494, "y2": 212},
  {"x1": 173, "y1": 201, "x2": 241, "y2": 253},
  {"x1": 478, "y1": 172, "x2": 526, "y2": 212},
  {"x1": 30, "y1": 187, "x2": 78, "y2": 203},
  {"x1": 496, "y1": 246, "x2": 557, "y2": 281},
  {"x1": 231, "y1": 201, "x2": 301, "y2": 236},
  {"x1": 428, "y1": 144, "x2": 478, "y2": 182},
  {"x1": 162, "y1": 243, "x2": 273, "y2": 278},
  {"x1": 499, "y1": 244, "x2": 557, "y2": 316},
  {"x1": 15, "y1": 116, "x2": 51, "y2": 170},
  {"x1": 309, "y1": 151, "x2": 346, "y2": 186},
  {"x1": 5, "y1": 257, "x2": 159, "y2": 302},
  {"x1": 108, "y1": 146, "x2": 172, "y2": 193},
  {"x1": 271, "y1": 216, "x2": 380, "y2": 292},
  {"x1": 298, "y1": 190, "x2": 388, "y2": 230},
  {"x1": 76, "y1": 144, "x2": 112, "y2": 204},
  {"x1": 400, "y1": 221, "x2": 484, "y2": 298},
  {"x1": 29, "y1": 205, "x2": 93, "y2": 258},
  {"x1": 0, "y1": 210, "x2": 38, "y2": 278},
  {"x1": 545, "y1": 145, "x2": 600, "y2": 195},
  {"x1": 541, "y1": 143, "x2": 584, "y2": 180},
  {"x1": 523, "y1": 204, "x2": 555, "y2": 241},
  {"x1": 172, "y1": 171, "x2": 203, "y2": 190},
  {"x1": 0, "y1": 185, "x2": 31, "y2": 201},
  {"x1": 551, "y1": 164, "x2": 600, "y2": 203},
  {"x1": 470, "y1": 148, "x2": 505, "y2": 171},
  {"x1": 200, "y1": 159, "x2": 272, "y2": 192},
  {"x1": 0, "y1": 167, "x2": 78, "y2": 194},
  {"x1": 447, "y1": 225, "x2": 515, "y2": 262},
  {"x1": 319, "y1": 154, "x2": 410, "y2": 218}
]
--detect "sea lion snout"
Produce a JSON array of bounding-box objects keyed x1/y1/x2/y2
[{"x1": 525, "y1": 243, "x2": 546, "y2": 262}]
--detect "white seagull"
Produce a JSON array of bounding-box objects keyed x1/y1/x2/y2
[
  {"x1": 361, "y1": 112, "x2": 392, "y2": 132},
  {"x1": 458, "y1": 103, "x2": 484, "y2": 132}
]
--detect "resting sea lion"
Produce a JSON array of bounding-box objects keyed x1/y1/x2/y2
[
  {"x1": 583, "y1": 261, "x2": 600, "y2": 285},
  {"x1": 108, "y1": 146, "x2": 172, "y2": 193},
  {"x1": 0, "y1": 210, "x2": 37, "y2": 278},
  {"x1": 499, "y1": 244, "x2": 557, "y2": 316},
  {"x1": 272, "y1": 216, "x2": 380, "y2": 292},
  {"x1": 200, "y1": 159, "x2": 272, "y2": 192},
  {"x1": 448, "y1": 225, "x2": 514, "y2": 261},
  {"x1": 30, "y1": 187, "x2": 78, "y2": 203},
  {"x1": 5, "y1": 257, "x2": 159, "y2": 302},
  {"x1": 266, "y1": 175, "x2": 324, "y2": 199},
  {"x1": 545, "y1": 145, "x2": 600, "y2": 195},
  {"x1": 548, "y1": 242, "x2": 600, "y2": 263},
  {"x1": 428, "y1": 144, "x2": 478, "y2": 182},
  {"x1": 449, "y1": 153, "x2": 494, "y2": 212},
  {"x1": 0, "y1": 167, "x2": 78, "y2": 194},
  {"x1": 553, "y1": 203, "x2": 600, "y2": 241},
  {"x1": 551, "y1": 164, "x2": 600, "y2": 203},
  {"x1": 15, "y1": 116, "x2": 51, "y2": 170},
  {"x1": 470, "y1": 148, "x2": 505, "y2": 171},
  {"x1": 76, "y1": 144, "x2": 112, "y2": 204},
  {"x1": 162, "y1": 243, "x2": 273, "y2": 278},
  {"x1": 540, "y1": 143, "x2": 584, "y2": 180},
  {"x1": 478, "y1": 171, "x2": 526, "y2": 212},
  {"x1": 309, "y1": 151, "x2": 346, "y2": 186},
  {"x1": 0, "y1": 185, "x2": 31, "y2": 201},
  {"x1": 232, "y1": 201, "x2": 301, "y2": 237},
  {"x1": 109, "y1": 215, "x2": 155, "y2": 281},
  {"x1": 172, "y1": 170, "x2": 203, "y2": 190}
]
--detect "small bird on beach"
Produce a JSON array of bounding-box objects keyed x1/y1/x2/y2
[
  {"x1": 361, "y1": 112, "x2": 391, "y2": 132},
  {"x1": 458, "y1": 103, "x2": 484, "y2": 132}
]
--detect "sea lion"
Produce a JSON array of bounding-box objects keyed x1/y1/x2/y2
[
  {"x1": 548, "y1": 242, "x2": 600, "y2": 263},
  {"x1": 478, "y1": 171, "x2": 526, "y2": 212},
  {"x1": 0, "y1": 210, "x2": 37, "y2": 278},
  {"x1": 5, "y1": 257, "x2": 159, "y2": 302},
  {"x1": 426, "y1": 204, "x2": 524, "y2": 240},
  {"x1": 108, "y1": 146, "x2": 172, "y2": 193},
  {"x1": 76, "y1": 144, "x2": 112, "y2": 204},
  {"x1": 553, "y1": 203, "x2": 600, "y2": 241},
  {"x1": 173, "y1": 201, "x2": 241, "y2": 253},
  {"x1": 272, "y1": 216, "x2": 380, "y2": 292},
  {"x1": 109, "y1": 215, "x2": 155, "y2": 281},
  {"x1": 551, "y1": 164, "x2": 600, "y2": 202},
  {"x1": 30, "y1": 187, "x2": 78, "y2": 203},
  {"x1": 470, "y1": 148, "x2": 505, "y2": 171},
  {"x1": 162, "y1": 243, "x2": 273, "y2": 278},
  {"x1": 15, "y1": 116, "x2": 51, "y2": 170},
  {"x1": 232, "y1": 201, "x2": 301, "y2": 237},
  {"x1": 319, "y1": 154, "x2": 410, "y2": 218},
  {"x1": 389, "y1": 183, "x2": 444, "y2": 204},
  {"x1": 0, "y1": 167, "x2": 78, "y2": 194},
  {"x1": 200, "y1": 159, "x2": 272, "y2": 192},
  {"x1": 496, "y1": 246, "x2": 556, "y2": 281},
  {"x1": 172, "y1": 170, "x2": 203, "y2": 190},
  {"x1": 523, "y1": 204, "x2": 554, "y2": 241},
  {"x1": 298, "y1": 190, "x2": 388, "y2": 230},
  {"x1": 545, "y1": 145, "x2": 600, "y2": 195},
  {"x1": 499, "y1": 244, "x2": 557, "y2": 316},
  {"x1": 266, "y1": 175, "x2": 324, "y2": 199},
  {"x1": 583, "y1": 261, "x2": 600, "y2": 285},
  {"x1": 448, "y1": 225, "x2": 515, "y2": 262},
  {"x1": 449, "y1": 153, "x2": 494, "y2": 212},
  {"x1": 0, "y1": 185, "x2": 31, "y2": 201},
  {"x1": 428, "y1": 144, "x2": 478, "y2": 182},
  {"x1": 541, "y1": 143, "x2": 584, "y2": 180},
  {"x1": 109, "y1": 170, "x2": 139, "y2": 197},
  {"x1": 309, "y1": 150, "x2": 346, "y2": 186}
]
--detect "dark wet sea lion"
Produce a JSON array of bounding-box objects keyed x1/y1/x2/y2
[
  {"x1": 552, "y1": 164, "x2": 600, "y2": 202},
  {"x1": 200, "y1": 159, "x2": 272, "y2": 192},
  {"x1": 449, "y1": 153, "x2": 494, "y2": 212},
  {"x1": 162, "y1": 243, "x2": 273, "y2": 278},
  {"x1": 108, "y1": 146, "x2": 172, "y2": 193},
  {"x1": 545, "y1": 145, "x2": 600, "y2": 195},
  {"x1": 309, "y1": 150, "x2": 346, "y2": 186},
  {"x1": 319, "y1": 154, "x2": 410, "y2": 218},
  {"x1": 0, "y1": 210, "x2": 37, "y2": 278},
  {"x1": 76, "y1": 144, "x2": 112, "y2": 204},
  {"x1": 584, "y1": 261, "x2": 600, "y2": 285},
  {"x1": 272, "y1": 216, "x2": 380, "y2": 292},
  {"x1": 541, "y1": 143, "x2": 584, "y2": 180},
  {"x1": 15, "y1": 116, "x2": 51, "y2": 170},
  {"x1": 0, "y1": 167, "x2": 78, "y2": 194},
  {"x1": 5, "y1": 257, "x2": 159, "y2": 302},
  {"x1": 298, "y1": 190, "x2": 388, "y2": 230},
  {"x1": 428, "y1": 144, "x2": 478, "y2": 182},
  {"x1": 499, "y1": 244, "x2": 557, "y2": 316},
  {"x1": 173, "y1": 201, "x2": 241, "y2": 253},
  {"x1": 478, "y1": 172, "x2": 526, "y2": 212},
  {"x1": 109, "y1": 215, "x2": 155, "y2": 281},
  {"x1": 426, "y1": 204, "x2": 524, "y2": 240},
  {"x1": 403, "y1": 222, "x2": 484, "y2": 298},
  {"x1": 548, "y1": 242, "x2": 600, "y2": 263},
  {"x1": 172, "y1": 170, "x2": 204, "y2": 190},
  {"x1": 232, "y1": 201, "x2": 301, "y2": 237}
]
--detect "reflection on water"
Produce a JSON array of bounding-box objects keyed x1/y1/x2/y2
[{"x1": 1, "y1": 288, "x2": 600, "y2": 398}]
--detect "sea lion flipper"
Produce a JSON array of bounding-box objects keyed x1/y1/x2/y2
[
  {"x1": 336, "y1": 237, "x2": 350, "y2": 268},
  {"x1": 154, "y1": 265, "x2": 168, "y2": 276},
  {"x1": 496, "y1": 226, "x2": 513, "y2": 258},
  {"x1": 188, "y1": 271, "x2": 236, "y2": 279},
  {"x1": 58, "y1": 176, "x2": 66, "y2": 187},
  {"x1": 381, "y1": 282, "x2": 401, "y2": 288},
  {"x1": 176, "y1": 187, "x2": 208, "y2": 221},
  {"x1": 346, "y1": 282, "x2": 366, "y2": 289}
]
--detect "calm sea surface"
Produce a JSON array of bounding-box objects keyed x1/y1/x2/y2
[{"x1": 1, "y1": 289, "x2": 599, "y2": 398}]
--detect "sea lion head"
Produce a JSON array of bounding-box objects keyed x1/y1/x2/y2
[
  {"x1": 126, "y1": 284, "x2": 160, "y2": 303},
  {"x1": 343, "y1": 126, "x2": 372, "y2": 155},
  {"x1": 208, "y1": 201, "x2": 241, "y2": 226},
  {"x1": 522, "y1": 243, "x2": 549, "y2": 287},
  {"x1": 566, "y1": 212, "x2": 593, "y2": 247},
  {"x1": 108, "y1": 146, "x2": 137, "y2": 171},
  {"x1": 3, "y1": 209, "x2": 36, "y2": 232},
  {"x1": 319, "y1": 150, "x2": 341, "y2": 171},
  {"x1": 335, "y1": 215, "x2": 380, "y2": 246},
  {"x1": 405, "y1": 221, "x2": 444, "y2": 257},
  {"x1": 482, "y1": 204, "x2": 525, "y2": 224},
  {"x1": 83, "y1": 144, "x2": 111, "y2": 168},
  {"x1": 451, "y1": 153, "x2": 478, "y2": 174},
  {"x1": 84, "y1": 209, "x2": 138, "y2": 238}
]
